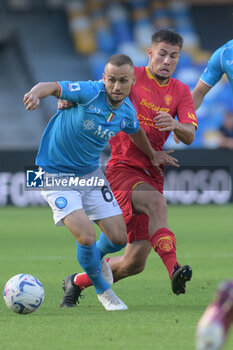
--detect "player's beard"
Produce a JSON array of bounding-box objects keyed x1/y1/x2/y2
[
  {"x1": 154, "y1": 72, "x2": 170, "y2": 85},
  {"x1": 107, "y1": 93, "x2": 123, "y2": 107}
]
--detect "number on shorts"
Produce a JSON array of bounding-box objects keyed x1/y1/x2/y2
[{"x1": 101, "y1": 185, "x2": 114, "y2": 202}]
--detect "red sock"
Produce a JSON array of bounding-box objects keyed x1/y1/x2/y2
[
  {"x1": 150, "y1": 228, "x2": 179, "y2": 279},
  {"x1": 73, "y1": 257, "x2": 112, "y2": 290},
  {"x1": 73, "y1": 272, "x2": 92, "y2": 290}
]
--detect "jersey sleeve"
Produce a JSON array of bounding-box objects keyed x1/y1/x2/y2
[
  {"x1": 122, "y1": 108, "x2": 140, "y2": 134},
  {"x1": 177, "y1": 84, "x2": 198, "y2": 129},
  {"x1": 123, "y1": 117, "x2": 140, "y2": 134},
  {"x1": 200, "y1": 47, "x2": 223, "y2": 87},
  {"x1": 57, "y1": 80, "x2": 98, "y2": 104}
]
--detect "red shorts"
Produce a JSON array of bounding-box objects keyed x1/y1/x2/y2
[{"x1": 106, "y1": 163, "x2": 164, "y2": 243}]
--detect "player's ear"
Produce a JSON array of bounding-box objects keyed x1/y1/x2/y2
[
  {"x1": 132, "y1": 74, "x2": 137, "y2": 86},
  {"x1": 147, "y1": 47, "x2": 152, "y2": 59},
  {"x1": 102, "y1": 73, "x2": 106, "y2": 83}
]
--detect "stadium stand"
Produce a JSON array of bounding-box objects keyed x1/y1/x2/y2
[
  {"x1": 0, "y1": 0, "x2": 232, "y2": 150},
  {"x1": 0, "y1": 4, "x2": 90, "y2": 149}
]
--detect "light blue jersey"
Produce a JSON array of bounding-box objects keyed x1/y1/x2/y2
[
  {"x1": 36, "y1": 80, "x2": 139, "y2": 175},
  {"x1": 200, "y1": 40, "x2": 233, "y2": 90}
]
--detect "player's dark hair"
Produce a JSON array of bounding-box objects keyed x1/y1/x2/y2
[
  {"x1": 106, "y1": 54, "x2": 134, "y2": 68},
  {"x1": 151, "y1": 29, "x2": 183, "y2": 49}
]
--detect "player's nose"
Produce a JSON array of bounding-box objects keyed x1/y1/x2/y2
[
  {"x1": 163, "y1": 56, "x2": 171, "y2": 65},
  {"x1": 113, "y1": 81, "x2": 121, "y2": 91}
]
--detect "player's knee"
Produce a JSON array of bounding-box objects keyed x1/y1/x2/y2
[
  {"x1": 77, "y1": 233, "x2": 96, "y2": 246},
  {"x1": 111, "y1": 233, "x2": 127, "y2": 247},
  {"x1": 110, "y1": 221, "x2": 128, "y2": 247},
  {"x1": 147, "y1": 193, "x2": 167, "y2": 220}
]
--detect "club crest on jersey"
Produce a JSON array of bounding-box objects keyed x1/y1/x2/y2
[
  {"x1": 55, "y1": 197, "x2": 67, "y2": 209},
  {"x1": 164, "y1": 94, "x2": 172, "y2": 105},
  {"x1": 68, "y1": 83, "x2": 81, "y2": 92}
]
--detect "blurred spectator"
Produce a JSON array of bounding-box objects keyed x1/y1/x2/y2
[
  {"x1": 1, "y1": 0, "x2": 232, "y2": 150},
  {"x1": 203, "y1": 109, "x2": 233, "y2": 150},
  {"x1": 218, "y1": 110, "x2": 233, "y2": 151}
]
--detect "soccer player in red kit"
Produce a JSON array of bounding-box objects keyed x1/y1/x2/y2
[{"x1": 60, "y1": 29, "x2": 198, "y2": 308}]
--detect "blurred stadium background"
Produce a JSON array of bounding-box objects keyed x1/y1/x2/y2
[{"x1": 0, "y1": 0, "x2": 232, "y2": 207}]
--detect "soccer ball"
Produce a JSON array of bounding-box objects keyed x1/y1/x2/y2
[{"x1": 3, "y1": 274, "x2": 44, "y2": 314}]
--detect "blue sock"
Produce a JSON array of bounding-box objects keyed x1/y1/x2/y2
[
  {"x1": 96, "y1": 232, "x2": 127, "y2": 259},
  {"x1": 76, "y1": 241, "x2": 109, "y2": 294}
]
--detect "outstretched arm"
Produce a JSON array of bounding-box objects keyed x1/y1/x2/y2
[
  {"x1": 24, "y1": 82, "x2": 61, "y2": 111},
  {"x1": 192, "y1": 80, "x2": 211, "y2": 111},
  {"x1": 129, "y1": 126, "x2": 155, "y2": 161}
]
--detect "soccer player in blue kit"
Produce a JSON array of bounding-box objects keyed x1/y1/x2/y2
[
  {"x1": 24, "y1": 54, "x2": 162, "y2": 311},
  {"x1": 193, "y1": 39, "x2": 233, "y2": 350},
  {"x1": 192, "y1": 39, "x2": 233, "y2": 110}
]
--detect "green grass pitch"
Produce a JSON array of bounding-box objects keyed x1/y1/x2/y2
[{"x1": 0, "y1": 205, "x2": 233, "y2": 350}]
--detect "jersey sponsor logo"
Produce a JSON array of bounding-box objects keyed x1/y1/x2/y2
[
  {"x1": 140, "y1": 98, "x2": 169, "y2": 113},
  {"x1": 137, "y1": 114, "x2": 158, "y2": 129},
  {"x1": 89, "y1": 104, "x2": 101, "y2": 114},
  {"x1": 120, "y1": 118, "x2": 127, "y2": 129},
  {"x1": 82, "y1": 118, "x2": 95, "y2": 130},
  {"x1": 94, "y1": 125, "x2": 116, "y2": 141},
  {"x1": 226, "y1": 60, "x2": 233, "y2": 65},
  {"x1": 164, "y1": 94, "x2": 173, "y2": 105},
  {"x1": 55, "y1": 196, "x2": 67, "y2": 209},
  {"x1": 68, "y1": 83, "x2": 81, "y2": 91}
]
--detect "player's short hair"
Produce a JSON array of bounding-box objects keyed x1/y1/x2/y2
[
  {"x1": 105, "y1": 54, "x2": 134, "y2": 68},
  {"x1": 151, "y1": 29, "x2": 183, "y2": 49}
]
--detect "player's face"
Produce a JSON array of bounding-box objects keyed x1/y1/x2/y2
[
  {"x1": 147, "y1": 42, "x2": 180, "y2": 84},
  {"x1": 103, "y1": 63, "x2": 136, "y2": 107}
]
